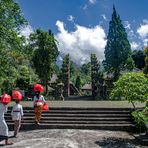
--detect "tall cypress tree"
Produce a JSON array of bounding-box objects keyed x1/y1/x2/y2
[
  {"x1": 104, "y1": 6, "x2": 131, "y2": 80},
  {"x1": 91, "y1": 54, "x2": 100, "y2": 97},
  {"x1": 60, "y1": 54, "x2": 70, "y2": 97}
]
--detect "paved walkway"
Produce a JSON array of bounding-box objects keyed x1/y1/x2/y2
[
  {"x1": 0, "y1": 129, "x2": 146, "y2": 148},
  {"x1": 9, "y1": 101, "x2": 145, "y2": 108}
]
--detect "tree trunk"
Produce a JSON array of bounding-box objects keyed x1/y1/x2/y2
[
  {"x1": 131, "y1": 101, "x2": 136, "y2": 110},
  {"x1": 45, "y1": 83, "x2": 48, "y2": 95}
]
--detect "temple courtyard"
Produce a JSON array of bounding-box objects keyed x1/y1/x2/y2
[
  {"x1": 0, "y1": 101, "x2": 146, "y2": 147},
  {"x1": 0, "y1": 129, "x2": 146, "y2": 148}
]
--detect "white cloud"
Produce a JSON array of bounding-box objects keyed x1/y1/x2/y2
[
  {"x1": 101, "y1": 14, "x2": 107, "y2": 21},
  {"x1": 67, "y1": 15, "x2": 75, "y2": 22},
  {"x1": 143, "y1": 38, "x2": 148, "y2": 46},
  {"x1": 55, "y1": 20, "x2": 106, "y2": 65},
  {"x1": 123, "y1": 21, "x2": 141, "y2": 50},
  {"x1": 19, "y1": 25, "x2": 34, "y2": 38},
  {"x1": 130, "y1": 42, "x2": 139, "y2": 50},
  {"x1": 137, "y1": 22, "x2": 148, "y2": 38},
  {"x1": 124, "y1": 21, "x2": 131, "y2": 30},
  {"x1": 137, "y1": 20, "x2": 148, "y2": 46},
  {"x1": 89, "y1": 0, "x2": 97, "y2": 4},
  {"x1": 82, "y1": 0, "x2": 97, "y2": 10},
  {"x1": 82, "y1": 4, "x2": 88, "y2": 10},
  {"x1": 124, "y1": 21, "x2": 136, "y2": 39}
]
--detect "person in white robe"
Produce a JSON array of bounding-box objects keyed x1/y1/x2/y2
[
  {"x1": 11, "y1": 100, "x2": 23, "y2": 137},
  {"x1": 0, "y1": 101, "x2": 13, "y2": 145}
]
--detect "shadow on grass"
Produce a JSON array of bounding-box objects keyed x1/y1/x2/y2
[{"x1": 95, "y1": 137, "x2": 140, "y2": 148}]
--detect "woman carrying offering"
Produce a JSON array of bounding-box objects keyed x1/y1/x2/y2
[{"x1": 33, "y1": 84, "x2": 46, "y2": 125}]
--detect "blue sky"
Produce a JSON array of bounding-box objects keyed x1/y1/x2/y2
[{"x1": 17, "y1": 0, "x2": 148, "y2": 65}]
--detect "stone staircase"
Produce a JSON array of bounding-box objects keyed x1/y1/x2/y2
[{"x1": 5, "y1": 107, "x2": 135, "y2": 131}]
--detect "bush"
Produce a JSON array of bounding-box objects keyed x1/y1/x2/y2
[
  {"x1": 110, "y1": 72, "x2": 148, "y2": 104},
  {"x1": 132, "y1": 107, "x2": 148, "y2": 132}
]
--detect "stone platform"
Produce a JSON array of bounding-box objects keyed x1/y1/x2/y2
[
  {"x1": 0, "y1": 129, "x2": 147, "y2": 148},
  {"x1": 9, "y1": 100, "x2": 146, "y2": 108}
]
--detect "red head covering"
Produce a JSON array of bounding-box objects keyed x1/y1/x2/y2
[
  {"x1": 1, "y1": 93, "x2": 11, "y2": 104},
  {"x1": 34, "y1": 84, "x2": 44, "y2": 92},
  {"x1": 12, "y1": 90, "x2": 22, "y2": 100}
]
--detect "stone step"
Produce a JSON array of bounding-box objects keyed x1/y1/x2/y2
[
  {"x1": 5, "y1": 116, "x2": 133, "y2": 121},
  {"x1": 7, "y1": 110, "x2": 131, "y2": 114},
  {"x1": 6, "y1": 120, "x2": 133, "y2": 124},
  {"x1": 5, "y1": 113, "x2": 131, "y2": 118},
  {"x1": 8, "y1": 107, "x2": 134, "y2": 111},
  {"x1": 7, "y1": 123, "x2": 135, "y2": 131},
  {"x1": 6, "y1": 107, "x2": 134, "y2": 131}
]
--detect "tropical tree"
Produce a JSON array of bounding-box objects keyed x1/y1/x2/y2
[
  {"x1": 132, "y1": 50, "x2": 145, "y2": 70},
  {"x1": 80, "y1": 62, "x2": 91, "y2": 86},
  {"x1": 75, "y1": 75, "x2": 81, "y2": 91},
  {"x1": 70, "y1": 62, "x2": 91, "y2": 87},
  {"x1": 104, "y1": 6, "x2": 132, "y2": 80},
  {"x1": 30, "y1": 29, "x2": 59, "y2": 94},
  {"x1": 15, "y1": 65, "x2": 39, "y2": 92},
  {"x1": 81, "y1": 62, "x2": 91, "y2": 75},
  {"x1": 124, "y1": 57, "x2": 135, "y2": 71},
  {"x1": 0, "y1": 0, "x2": 27, "y2": 93},
  {"x1": 110, "y1": 72, "x2": 148, "y2": 108},
  {"x1": 0, "y1": 0, "x2": 26, "y2": 50},
  {"x1": 60, "y1": 54, "x2": 70, "y2": 97}
]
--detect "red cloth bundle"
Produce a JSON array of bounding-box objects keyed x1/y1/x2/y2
[
  {"x1": 1, "y1": 93, "x2": 11, "y2": 104},
  {"x1": 34, "y1": 84, "x2": 44, "y2": 92},
  {"x1": 12, "y1": 90, "x2": 22, "y2": 100},
  {"x1": 42, "y1": 104, "x2": 49, "y2": 110}
]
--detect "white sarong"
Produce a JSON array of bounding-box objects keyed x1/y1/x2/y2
[
  {"x1": 0, "y1": 103, "x2": 8, "y2": 136},
  {"x1": 11, "y1": 104, "x2": 23, "y2": 121}
]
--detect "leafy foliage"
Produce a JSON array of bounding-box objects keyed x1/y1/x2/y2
[
  {"x1": 75, "y1": 75, "x2": 82, "y2": 91},
  {"x1": 144, "y1": 46, "x2": 148, "y2": 75},
  {"x1": 30, "y1": 29, "x2": 59, "y2": 93},
  {"x1": 110, "y1": 72, "x2": 148, "y2": 103},
  {"x1": 15, "y1": 65, "x2": 39, "y2": 91},
  {"x1": 132, "y1": 107, "x2": 148, "y2": 131},
  {"x1": 132, "y1": 50, "x2": 145, "y2": 70},
  {"x1": 124, "y1": 57, "x2": 135, "y2": 71},
  {"x1": 0, "y1": 0, "x2": 30, "y2": 93},
  {"x1": 0, "y1": 0, "x2": 26, "y2": 50},
  {"x1": 81, "y1": 62, "x2": 91, "y2": 75}
]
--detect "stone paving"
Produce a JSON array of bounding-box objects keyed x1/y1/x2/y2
[
  {"x1": 0, "y1": 129, "x2": 147, "y2": 148},
  {"x1": 9, "y1": 100, "x2": 145, "y2": 108}
]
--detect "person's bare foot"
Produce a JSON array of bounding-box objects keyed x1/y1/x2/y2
[{"x1": 5, "y1": 140, "x2": 13, "y2": 145}]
